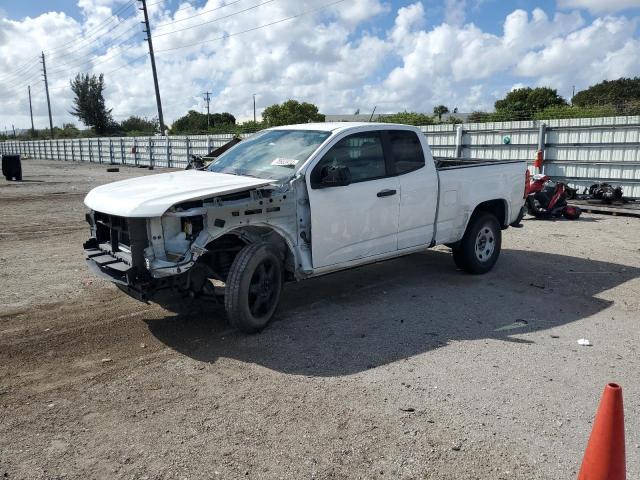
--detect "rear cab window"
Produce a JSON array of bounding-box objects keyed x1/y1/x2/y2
[{"x1": 385, "y1": 129, "x2": 425, "y2": 175}]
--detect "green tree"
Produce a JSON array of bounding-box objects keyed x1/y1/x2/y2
[
  {"x1": 381, "y1": 111, "x2": 435, "y2": 125},
  {"x1": 261, "y1": 100, "x2": 324, "y2": 126},
  {"x1": 239, "y1": 120, "x2": 265, "y2": 133},
  {"x1": 55, "y1": 123, "x2": 81, "y2": 138},
  {"x1": 119, "y1": 116, "x2": 158, "y2": 134},
  {"x1": 572, "y1": 77, "x2": 640, "y2": 114},
  {"x1": 210, "y1": 112, "x2": 236, "y2": 126},
  {"x1": 534, "y1": 104, "x2": 618, "y2": 120},
  {"x1": 433, "y1": 105, "x2": 449, "y2": 122},
  {"x1": 170, "y1": 110, "x2": 236, "y2": 133},
  {"x1": 468, "y1": 111, "x2": 492, "y2": 123},
  {"x1": 69, "y1": 73, "x2": 115, "y2": 134},
  {"x1": 494, "y1": 87, "x2": 567, "y2": 120}
]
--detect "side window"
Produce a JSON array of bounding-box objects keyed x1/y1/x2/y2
[
  {"x1": 311, "y1": 132, "x2": 386, "y2": 187},
  {"x1": 386, "y1": 130, "x2": 425, "y2": 175}
]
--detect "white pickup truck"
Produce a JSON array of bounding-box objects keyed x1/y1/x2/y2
[{"x1": 84, "y1": 123, "x2": 527, "y2": 332}]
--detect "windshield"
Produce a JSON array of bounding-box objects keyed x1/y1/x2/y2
[{"x1": 207, "y1": 129, "x2": 331, "y2": 182}]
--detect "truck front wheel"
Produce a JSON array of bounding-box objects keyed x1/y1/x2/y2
[
  {"x1": 224, "y1": 242, "x2": 283, "y2": 333},
  {"x1": 452, "y1": 213, "x2": 501, "y2": 274}
]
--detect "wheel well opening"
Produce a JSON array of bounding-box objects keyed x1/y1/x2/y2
[
  {"x1": 472, "y1": 199, "x2": 507, "y2": 228},
  {"x1": 201, "y1": 228, "x2": 295, "y2": 282}
]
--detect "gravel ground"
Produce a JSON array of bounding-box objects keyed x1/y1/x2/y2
[{"x1": 1, "y1": 158, "x2": 639, "y2": 480}]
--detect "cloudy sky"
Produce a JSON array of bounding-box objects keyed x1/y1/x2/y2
[{"x1": 0, "y1": 0, "x2": 639, "y2": 130}]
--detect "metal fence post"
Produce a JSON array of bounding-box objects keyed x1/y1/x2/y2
[
  {"x1": 120, "y1": 138, "x2": 125, "y2": 165},
  {"x1": 185, "y1": 136, "x2": 191, "y2": 165},
  {"x1": 148, "y1": 137, "x2": 153, "y2": 169},
  {"x1": 207, "y1": 136, "x2": 212, "y2": 154},
  {"x1": 133, "y1": 138, "x2": 138, "y2": 166},
  {"x1": 537, "y1": 122, "x2": 547, "y2": 174},
  {"x1": 455, "y1": 124, "x2": 464, "y2": 158},
  {"x1": 89, "y1": 139, "x2": 93, "y2": 163},
  {"x1": 166, "y1": 136, "x2": 171, "y2": 168},
  {"x1": 108, "y1": 138, "x2": 114, "y2": 164}
]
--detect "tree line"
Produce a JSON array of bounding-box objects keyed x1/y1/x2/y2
[{"x1": 3, "y1": 75, "x2": 640, "y2": 141}]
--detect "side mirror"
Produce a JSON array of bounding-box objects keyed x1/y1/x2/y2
[{"x1": 320, "y1": 165, "x2": 351, "y2": 187}]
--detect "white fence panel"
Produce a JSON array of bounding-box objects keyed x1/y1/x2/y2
[{"x1": 2, "y1": 117, "x2": 640, "y2": 197}]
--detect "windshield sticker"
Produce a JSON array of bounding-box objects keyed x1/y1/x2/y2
[{"x1": 271, "y1": 158, "x2": 299, "y2": 168}]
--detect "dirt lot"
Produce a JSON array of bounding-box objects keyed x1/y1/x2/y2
[{"x1": 1, "y1": 159, "x2": 639, "y2": 479}]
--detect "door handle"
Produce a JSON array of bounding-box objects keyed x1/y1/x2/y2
[{"x1": 377, "y1": 189, "x2": 397, "y2": 198}]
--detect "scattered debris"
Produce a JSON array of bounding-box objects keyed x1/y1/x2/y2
[
  {"x1": 587, "y1": 183, "x2": 625, "y2": 204},
  {"x1": 106, "y1": 167, "x2": 119, "y2": 173},
  {"x1": 550, "y1": 335, "x2": 560, "y2": 339},
  {"x1": 399, "y1": 407, "x2": 415, "y2": 413},
  {"x1": 495, "y1": 319, "x2": 529, "y2": 332},
  {"x1": 101, "y1": 357, "x2": 113, "y2": 363},
  {"x1": 577, "y1": 339, "x2": 592, "y2": 347}
]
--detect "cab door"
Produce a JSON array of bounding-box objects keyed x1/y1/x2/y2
[
  {"x1": 306, "y1": 131, "x2": 400, "y2": 269},
  {"x1": 382, "y1": 129, "x2": 438, "y2": 249}
]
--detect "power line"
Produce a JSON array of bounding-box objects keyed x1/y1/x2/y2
[
  {"x1": 44, "y1": 0, "x2": 138, "y2": 56},
  {"x1": 0, "y1": 56, "x2": 42, "y2": 82},
  {"x1": 0, "y1": 68, "x2": 47, "y2": 97},
  {"x1": 45, "y1": 25, "x2": 142, "y2": 77},
  {"x1": 47, "y1": 15, "x2": 138, "y2": 61},
  {"x1": 0, "y1": 5, "x2": 138, "y2": 85},
  {"x1": 153, "y1": 0, "x2": 244, "y2": 30},
  {"x1": 155, "y1": 0, "x2": 347, "y2": 54},
  {"x1": 153, "y1": 0, "x2": 276, "y2": 38},
  {"x1": 145, "y1": 0, "x2": 203, "y2": 11}
]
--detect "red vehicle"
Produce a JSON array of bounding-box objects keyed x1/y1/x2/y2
[{"x1": 524, "y1": 174, "x2": 581, "y2": 220}]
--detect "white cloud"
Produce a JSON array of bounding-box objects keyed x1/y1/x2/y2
[
  {"x1": 557, "y1": 0, "x2": 640, "y2": 14},
  {"x1": 444, "y1": 0, "x2": 467, "y2": 26},
  {"x1": 0, "y1": 0, "x2": 639, "y2": 130}
]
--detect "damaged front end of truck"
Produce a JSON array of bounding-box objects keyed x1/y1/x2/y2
[
  {"x1": 82, "y1": 127, "x2": 331, "y2": 331},
  {"x1": 83, "y1": 180, "x2": 308, "y2": 303}
]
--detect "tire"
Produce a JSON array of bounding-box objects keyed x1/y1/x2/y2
[
  {"x1": 451, "y1": 213, "x2": 502, "y2": 274},
  {"x1": 224, "y1": 242, "x2": 283, "y2": 333},
  {"x1": 510, "y1": 205, "x2": 526, "y2": 227}
]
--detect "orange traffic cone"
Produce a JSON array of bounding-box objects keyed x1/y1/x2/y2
[{"x1": 578, "y1": 383, "x2": 626, "y2": 480}]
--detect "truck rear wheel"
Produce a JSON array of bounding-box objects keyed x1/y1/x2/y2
[
  {"x1": 452, "y1": 213, "x2": 501, "y2": 274},
  {"x1": 224, "y1": 242, "x2": 283, "y2": 333}
]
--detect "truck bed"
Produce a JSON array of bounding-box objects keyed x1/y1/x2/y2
[{"x1": 434, "y1": 157, "x2": 525, "y2": 170}]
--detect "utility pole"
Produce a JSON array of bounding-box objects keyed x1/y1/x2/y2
[
  {"x1": 368, "y1": 105, "x2": 377, "y2": 122},
  {"x1": 203, "y1": 91, "x2": 211, "y2": 129},
  {"x1": 12, "y1": 124, "x2": 16, "y2": 137},
  {"x1": 139, "y1": 0, "x2": 165, "y2": 135},
  {"x1": 41, "y1": 52, "x2": 54, "y2": 138},
  {"x1": 253, "y1": 94, "x2": 256, "y2": 123},
  {"x1": 28, "y1": 85, "x2": 35, "y2": 134}
]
